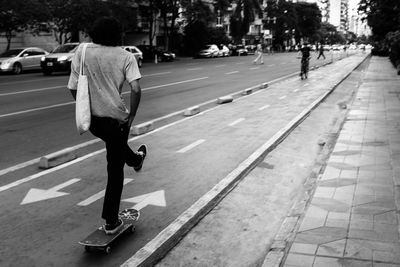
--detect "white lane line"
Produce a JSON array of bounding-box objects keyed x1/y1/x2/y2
[
  {"x1": 77, "y1": 178, "x2": 134, "y2": 206},
  {"x1": 177, "y1": 139, "x2": 205, "y2": 153},
  {"x1": 0, "y1": 85, "x2": 65, "y2": 97},
  {"x1": 293, "y1": 88, "x2": 299, "y2": 92},
  {"x1": 0, "y1": 101, "x2": 74, "y2": 119},
  {"x1": 143, "y1": 72, "x2": 171, "y2": 77},
  {"x1": 225, "y1": 71, "x2": 239, "y2": 75},
  {"x1": 0, "y1": 150, "x2": 104, "y2": 192},
  {"x1": 250, "y1": 67, "x2": 260, "y2": 70},
  {"x1": 236, "y1": 62, "x2": 245, "y2": 65},
  {"x1": 0, "y1": 76, "x2": 63, "y2": 86},
  {"x1": 258, "y1": 104, "x2": 270, "y2": 111},
  {"x1": 303, "y1": 83, "x2": 309, "y2": 87},
  {"x1": 228, "y1": 118, "x2": 245, "y2": 127},
  {"x1": 279, "y1": 95, "x2": 287, "y2": 100},
  {"x1": 215, "y1": 65, "x2": 226, "y2": 68},
  {"x1": 0, "y1": 77, "x2": 209, "y2": 118},
  {"x1": 187, "y1": 68, "x2": 202, "y2": 71}
]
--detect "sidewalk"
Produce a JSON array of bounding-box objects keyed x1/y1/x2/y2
[{"x1": 280, "y1": 57, "x2": 400, "y2": 266}]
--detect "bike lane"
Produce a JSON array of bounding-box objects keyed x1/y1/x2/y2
[{"x1": 0, "y1": 53, "x2": 367, "y2": 267}]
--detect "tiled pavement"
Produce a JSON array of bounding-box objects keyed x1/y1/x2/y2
[{"x1": 283, "y1": 57, "x2": 400, "y2": 266}]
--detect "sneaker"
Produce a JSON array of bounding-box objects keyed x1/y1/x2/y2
[
  {"x1": 103, "y1": 218, "x2": 124, "y2": 235},
  {"x1": 134, "y1": 144, "x2": 147, "y2": 172}
]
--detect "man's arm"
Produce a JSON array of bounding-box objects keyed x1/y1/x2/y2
[{"x1": 128, "y1": 79, "x2": 141, "y2": 127}]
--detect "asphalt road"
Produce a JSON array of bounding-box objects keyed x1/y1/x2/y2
[
  {"x1": 0, "y1": 51, "x2": 347, "y2": 172},
  {"x1": 0, "y1": 51, "x2": 362, "y2": 267}
]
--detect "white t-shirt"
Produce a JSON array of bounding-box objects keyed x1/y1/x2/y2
[{"x1": 68, "y1": 43, "x2": 141, "y2": 122}]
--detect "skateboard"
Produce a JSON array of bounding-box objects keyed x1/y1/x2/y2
[{"x1": 79, "y1": 208, "x2": 140, "y2": 254}]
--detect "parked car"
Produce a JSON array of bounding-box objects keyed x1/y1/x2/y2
[
  {"x1": 40, "y1": 42, "x2": 80, "y2": 75},
  {"x1": 230, "y1": 44, "x2": 248, "y2": 56},
  {"x1": 218, "y1": 44, "x2": 230, "y2": 57},
  {"x1": 0, "y1": 47, "x2": 48, "y2": 74},
  {"x1": 196, "y1": 44, "x2": 220, "y2": 58},
  {"x1": 136, "y1": 45, "x2": 175, "y2": 62},
  {"x1": 122, "y1": 46, "x2": 143, "y2": 67}
]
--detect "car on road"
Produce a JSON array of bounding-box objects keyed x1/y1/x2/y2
[
  {"x1": 230, "y1": 44, "x2": 248, "y2": 56},
  {"x1": 196, "y1": 44, "x2": 220, "y2": 58},
  {"x1": 40, "y1": 42, "x2": 80, "y2": 75},
  {"x1": 122, "y1": 46, "x2": 143, "y2": 67},
  {"x1": 0, "y1": 47, "x2": 49, "y2": 74},
  {"x1": 136, "y1": 45, "x2": 175, "y2": 62},
  {"x1": 218, "y1": 44, "x2": 230, "y2": 57}
]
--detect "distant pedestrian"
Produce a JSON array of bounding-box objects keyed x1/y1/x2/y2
[
  {"x1": 317, "y1": 43, "x2": 325, "y2": 60},
  {"x1": 67, "y1": 17, "x2": 148, "y2": 235},
  {"x1": 253, "y1": 43, "x2": 264, "y2": 64}
]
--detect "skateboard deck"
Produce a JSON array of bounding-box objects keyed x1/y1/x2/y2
[{"x1": 79, "y1": 208, "x2": 140, "y2": 253}]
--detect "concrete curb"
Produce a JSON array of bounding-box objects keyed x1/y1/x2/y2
[
  {"x1": 217, "y1": 95, "x2": 234, "y2": 104},
  {"x1": 120, "y1": 54, "x2": 370, "y2": 267},
  {"x1": 39, "y1": 147, "x2": 77, "y2": 169},
  {"x1": 130, "y1": 121, "x2": 154, "y2": 136},
  {"x1": 183, "y1": 105, "x2": 200, "y2": 116},
  {"x1": 261, "y1": 53, "x2": 371, "y2": 267}
]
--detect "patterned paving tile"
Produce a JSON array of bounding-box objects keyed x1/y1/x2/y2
[
  {"x1": 296, "y1": 227, "x2": 347, "y2": 245},
  {"x1": 284, "y1": 253, "x2": 315, "y2": 267},
  {"x1": 311, "y1": 198, "x2": 351, "y2": 213},
  {"x1": 319, "y1": 179, "x2": 357, "y2": 188},
  {"x1": 317, "y1": 239, "x2": 346, "y2": 257},
  {"x1": 289, "y1": 242, "x2": 318, "y2": 255}
]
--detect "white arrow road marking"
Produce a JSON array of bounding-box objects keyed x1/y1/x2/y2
[
  {"x1": 122, "y1": 190, "x2": 166, "y2": 211},
  {"x1": 228, "y1": 118, "x2": 245, "y2": 127},
  {"x1": 21, "y1": 178, "x2": 80, "y2": 205},
  {"x1": 77, "y1": 178, "x2": 134, "y2": 206},
  {"x1": 177, "y1": 139, "x2": 205, "y2": 153}
]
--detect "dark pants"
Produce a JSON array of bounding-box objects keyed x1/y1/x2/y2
[{"x1": 89, "y1": 116, "x2": 142, "y2": 224}]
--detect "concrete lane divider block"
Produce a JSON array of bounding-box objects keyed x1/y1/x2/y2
[
  {"x1": 39, "y1": 147, "x2": 77, "y2": 169},
  {"x1": 261, "y1": 83, "x2": 269, "y2": 89},
  {"x1": 241, "y1": 88, "x2": 253, "y2": 95},
  {"x1": 217, "y1": 95, "x2": 233, "y2": 104},
  {"x1": 184, "y1": 105, "x2": 200, "y2": 116},
  {"x1": 130, "y1": 121, "x2": 154, "y2": 136}
]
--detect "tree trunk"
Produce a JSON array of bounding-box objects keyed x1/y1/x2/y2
[{"x1": 5, "y1": 31, "x2": 12, "y2": 51}]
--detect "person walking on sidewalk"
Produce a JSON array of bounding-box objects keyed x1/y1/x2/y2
[
  {"x1": 253, "y1": 43, "x2": 264, "y2": 64},
  {"x1": 67, "y1": 17, "x2": 147, "y2": 235},
  {"x1": 317, "y1": 43, "x2": 326, "y2": 60}
]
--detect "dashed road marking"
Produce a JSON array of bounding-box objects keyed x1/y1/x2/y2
[
  {"x1": 258, "y1": 104, "x2": 270, "y2": 111},
  {"x1": 250, "y1": 67, "x2": 260, "y2": 70},
  {"x1": 226, "y1": 71, "x2": 239, "y2": 75},
  {"x1": 293, "y1": 88, "x2": 299, "y2": 92},
  {"x1": 177, "y1": 139, "x2": 205, "y2": 153},
  {"x1": 228, "y1": 118, "x2": 245, "y2": 127},
  {"x1": 187, "y1": 68, "x2": 202, "y2": 71},
  {"x1": 279, "y1": 95, "x2": 287, "y2": 100}
]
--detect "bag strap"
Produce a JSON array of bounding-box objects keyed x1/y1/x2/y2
[{"x1": 79, "y1": 43, "x2": 89, "y2": 76}]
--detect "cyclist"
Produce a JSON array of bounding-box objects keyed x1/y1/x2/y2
[{"x1": 299, "y1": 43, "x2": 311, "y2": 80}]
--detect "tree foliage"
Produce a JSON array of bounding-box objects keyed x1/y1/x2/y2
[
  {"x1": 0, "y1": 0, "x2": 49, "y2": 50},
  {"x1": 358, "y1": 0, "x2": 400, "y2": 40},
  {"x1": 230, "y1": 0, "x2": 262, "y2": 42}
]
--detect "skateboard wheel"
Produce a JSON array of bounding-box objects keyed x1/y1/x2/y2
[
  {"x1": 105, "y1": 246, "x2": 111, "y2": 254},
  {"x1": 130, "y1": 225, "x2": 136, "y2": 233}
]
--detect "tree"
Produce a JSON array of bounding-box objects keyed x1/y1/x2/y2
[
  {"x1": 358, "y1": 0, "x2": 400, "y2": 40},
  {"x1": 230, "y1": 0, "x2": 262, "y2": 42},
  {"x1": 294, "y1": 2, "x2": 321, "y2": 42},
  {"x1": 0, "y1": 0, "x2": 48, "y2": 51}
]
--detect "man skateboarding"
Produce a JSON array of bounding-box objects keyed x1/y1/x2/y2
[{"x1": 67, "y1": 17, "x2": 147, "y2": 235}]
